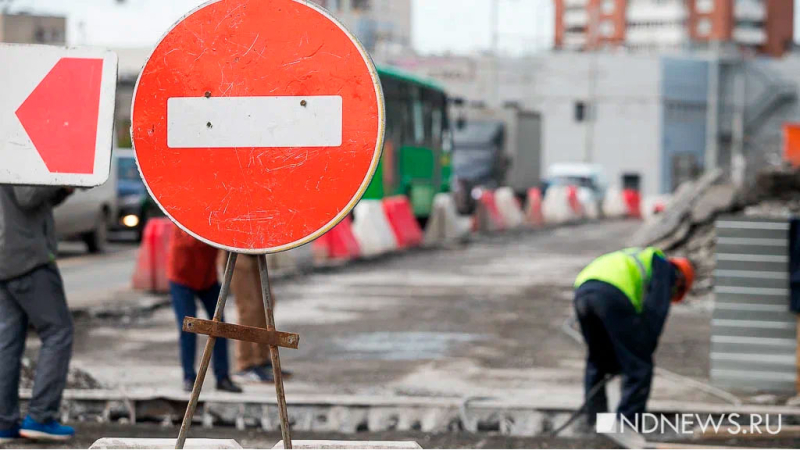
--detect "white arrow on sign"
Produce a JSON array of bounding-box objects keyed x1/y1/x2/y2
[{"x1": 167, "y1": 95, "x2": 343, "y2": 148}]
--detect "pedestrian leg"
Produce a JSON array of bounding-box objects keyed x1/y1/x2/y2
[
  {"x1": 170, "y1": 282, "x2": 199, "y2": 382},
  {"x1": 14, "y1": 265, "x2": 73, "y2": 424},
  {"x1": 198, "y1": 284, "x2": 230, "y2": 381},
  {"x1": 0, "y1": 282, "x2": 28, "y2": 430}
]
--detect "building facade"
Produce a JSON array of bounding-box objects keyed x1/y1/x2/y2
[
  {"x1": 0, "y1": 14, "x2": 66, "y2": 45},
  {"x1": 309, "y1": 0, "x2": 412, "y2": 60},
  {"x1": 554, "y1": 0, "x2": 794, "y2": 57}
]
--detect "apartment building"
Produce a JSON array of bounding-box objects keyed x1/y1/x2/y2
[{"x1": 554, "y1": 0, "x2": 794, "y2": 57}]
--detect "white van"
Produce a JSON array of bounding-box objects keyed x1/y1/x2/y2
[
  {"x1": 54, "y1": 153, "x2": 119, "y2": 253},
  {"x1": 546, "y1": 163, "x2": 608, "y2": 201}
]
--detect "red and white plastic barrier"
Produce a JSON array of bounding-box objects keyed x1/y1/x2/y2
[
  {"x1": 352, "y1": 200, "x2": 398, "y2": 257},
  {"x1": 601, "y1": 187, "x2": 628, "y2": 218},
  {"x1": 622, "y1": 189, "x2": 642, "y2": 219},
  {"x1": 524, "y1": 187, "x2": 544, "y2": 227},
  {"x1": 382, "y1": 196, "x2": 423, "y2": 249},
  {"x1": 602, "y1": 187, "x2": 642, "y2": 219},
  {"x1": 474, "y1": 190, "x2": 506, "y2": 232},
  {"x1": 494, "y1": 187, "x2": 524, "y2": 229},
  {"x1": 132, "y1": 218, "x2": 173, "y2": 293},
  {"x1": 577, "y1": 187, "x2": 600, "y2": 221},
  {"x1": 542, "y1": 186, "x2": 582, "y2": 225},
  {"x1": 311, "y1": 216, "x2": 361, "y2": 262}
]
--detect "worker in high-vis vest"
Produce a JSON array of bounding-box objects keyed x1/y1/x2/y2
[{"x1": 573, "y1": 247, "x2": 694, "y2": 423}]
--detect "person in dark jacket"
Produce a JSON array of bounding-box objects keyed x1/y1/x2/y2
[
  {"x1": 0, "y1": 186, "x2": 75, "y2": 442},
  {"x1": 167, "y1": 227, "x2": 242, "y2": 394},
  {"x1": 573, "y1": 248, "x2": 694, "y2": 424}
]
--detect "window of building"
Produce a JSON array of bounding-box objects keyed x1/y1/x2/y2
[
  {"x1": 696, "y1": 18, "x2": 712, "y2": 36},
  {"x1": 575, "y1": 102, "x2": 587, "y2": 122},
  {"x1": 601, "y1": 0, "x2": 615, "y2": 14},
  {"x1": 696, "y1": 0, "x2": 714, "y2": 13},
  {"x1": 599, "y1": 20, "x2": 615, "y2": 37},
  {"x1": 352, "y1": 0, "x2": 371, "y2": 11}
]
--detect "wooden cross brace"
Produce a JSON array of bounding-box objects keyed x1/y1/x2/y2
[{"x1": 182, "y1": 317, "x2": 300, "y2": 349}]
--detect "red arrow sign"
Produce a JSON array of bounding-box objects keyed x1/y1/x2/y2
[{"x1": 15, "y1": 57, "x2": 104, "y2": 174}]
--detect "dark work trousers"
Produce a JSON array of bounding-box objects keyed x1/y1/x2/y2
[
  {"x1": 0, "y1": 264, "x2": 74, "y2": 430},
  {"x1": 169, "y1": 282, "x2": 230, "y2": 382},
  {"x1": 574, "y1": 288, "x2": 655, "y2": 423}
]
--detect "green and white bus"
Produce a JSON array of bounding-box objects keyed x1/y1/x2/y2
[{"x1": 362, "y1": 66, "x2": 452, "y2": 220}]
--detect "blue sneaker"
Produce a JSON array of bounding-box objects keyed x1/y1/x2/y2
[
  {"x1": 0, "y1": 425, "x2": 20, "y2": 443},
  {"x1": 19, "y1": 416, "x2": 74, "y2": 441}
]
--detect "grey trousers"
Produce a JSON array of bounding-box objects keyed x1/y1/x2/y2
[{"x1": 0, "y1": 263, "x2": 73, "y2": 429}]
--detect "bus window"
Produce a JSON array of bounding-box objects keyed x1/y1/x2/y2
[
  {"x1": 424, "y1": 90, "x2": 446, "y2": 150},
  {"x1": 381, "y1": 75, "x2": 410, "y2": 147},
  {"x1": 410, "y1": 86, "x2": 424, "y2": 145}
]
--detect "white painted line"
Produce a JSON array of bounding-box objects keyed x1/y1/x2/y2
[
  {"x1": 167, "y1": 96, "x2": 343, "y2": 148},
  {"x1": 714, "y1": 270, "x2": 788, "y2": 280},
  {"x1": 711, "y1": 335, "x2": 797, "y2": 347},
  {"x1": 717, "y1": 253, "x2": 788, "y2": 263},
  {"x1": 712, "y1": 319, "x2": 796, "y2": 330},
  {"x1": 711, "y1": 369, "x2": 797, "y2": 382},
  {"x1": 716, "y1": 221, "x2": 789, "y2": 230},
  {"x1": 717, "y1": 237, "x2": 786, "y2": 246},
  {"x1": 715, "y1": 286, "x2": 789, "y2": 296},
  {"x1": 714, "y1": 303, "x2": 790, "y2": 313},
  {"x1": 711, "y1": 352, "x2": 797, "y2": 365}
]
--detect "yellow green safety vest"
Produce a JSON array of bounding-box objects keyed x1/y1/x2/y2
[{"x1": 574, "y1": 247, "x2": 665, "y2": 314}]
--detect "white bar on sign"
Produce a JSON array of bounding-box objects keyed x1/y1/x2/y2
[{"x1": 167, "y1": 96, "x2": 343, "y2": 148}]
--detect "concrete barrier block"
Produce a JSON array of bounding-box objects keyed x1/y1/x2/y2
[
  {"x1": 495, "y1": 187, "x2": 524, "y2": 229},
  {"x1": 90, "y1": 438, "x2": 242, "y2": 449},
  {"x1": 424, "y1": 193, "x2": 471, "y2": 246},
  {"x1": 273, "y1": 441, "x2": 421, "y2": 449}
]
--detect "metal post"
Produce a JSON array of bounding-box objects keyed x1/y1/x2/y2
[
  {"x1": 257, "y1": 255, "x2": 292, "y2": 449},
  {"x1": 731, "y1": 67, "x2": 747, "y2": 186},
  {"x1": 705, "y1": 42, "x2": 720, "y2": 171},
  {"x1": 175, "y1": 252, "x2": 238, "y2": 450}
]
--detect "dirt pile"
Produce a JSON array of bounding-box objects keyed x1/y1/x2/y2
[
  {"x1": 20, "y1": 357, "x2": 104, "y2": 390},
  {"x1": 633, "y1": 164, "x2": 800, "y2": 294}
]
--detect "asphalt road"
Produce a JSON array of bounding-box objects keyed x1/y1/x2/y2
[
  {"x1": 52, "y1": 220, "x2": 715, "y2": 408},
  {"x1": 56, "y1": 237, "x2": 140, "y2": 312}
]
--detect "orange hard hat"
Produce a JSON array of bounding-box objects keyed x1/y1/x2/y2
[{"x1": 669, "y1": 257, "x2": 695, "y2": 303}]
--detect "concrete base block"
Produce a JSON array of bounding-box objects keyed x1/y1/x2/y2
[
  {"x1": 90, "y1": 438, "x2": 242, "y2": 449},
  {"x1": 272, "y1": 441, "x2": 421, "y2": 449}
]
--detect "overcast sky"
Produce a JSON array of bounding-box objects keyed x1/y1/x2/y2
[
  {"x1": 0, "y1": 0, "x2": 551, "y2": 55},
  {"x1": 1, "y1": 0, "x2": 798, "y2": 55}
]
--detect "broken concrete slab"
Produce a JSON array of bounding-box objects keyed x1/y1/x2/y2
[
  {"x1": 691, "y1": 184, "x2": 738, "y2": 224},
  {"x1": 90, "y1": 438, "x2": 242, "y2": 449},
  {"x1": 632, "y1": 169, "x2": 724, "y2": 247}
]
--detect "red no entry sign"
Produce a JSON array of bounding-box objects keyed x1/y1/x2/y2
[{"x1": 132, "y1": 0, "x2": 384, "y2": 253}]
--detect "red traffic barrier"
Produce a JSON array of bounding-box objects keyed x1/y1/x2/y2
[
  {"x1": 382, "y1": 196, "x2": 423, "y2": 249},
  {"x1": 474, "y1": 190, "x2": 505, "y2": 232},
  {"x1": 566, "y1": 186, "x2": 583, "y2": 216},
  {"x1": 311, "y1": 216, "x2": 361, "y2": 261},
  {"x1": 525, "y1": 187, "x2": 544, "y2": 226},
  {"x1": 622, "y1": 189, "x2": 642, "y2": 219},
  {"x1": 132, "y1": 218, "x2": 173, "y2": 293}
]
